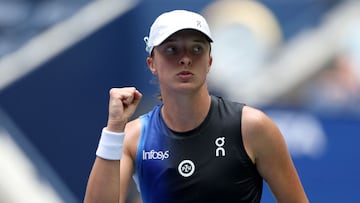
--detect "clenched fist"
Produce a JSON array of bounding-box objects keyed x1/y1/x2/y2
[{"x1": 106, "y1": 87, "x2": 142, "y2": 132}]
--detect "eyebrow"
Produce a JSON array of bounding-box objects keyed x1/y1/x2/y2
[
  {"x1": 163, "y1": 38, "x2": 208, "y2": 44},
  {"x1": 193, "y1": 39, "x2": 208, "y2": 44}
]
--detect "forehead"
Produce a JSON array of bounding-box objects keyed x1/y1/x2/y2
[{"x1": 163, "y1": 29, "x2": 210, "y2": 43}]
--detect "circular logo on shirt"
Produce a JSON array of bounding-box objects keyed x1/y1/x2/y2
[{"x1": 178, "y1": 160, "x2": 195, "y2": 177}]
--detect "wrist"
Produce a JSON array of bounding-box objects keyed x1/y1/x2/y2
[
  {"x1": 95, "y1": 127, "x2": 125, "y2": 160},
  {"x1": 106, "y1": 120, "x2": 127, "y2": 132}
]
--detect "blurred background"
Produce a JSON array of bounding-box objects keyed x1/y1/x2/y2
[{"x1": 0, "y1": 0, "x2": 359, "y2": 202}]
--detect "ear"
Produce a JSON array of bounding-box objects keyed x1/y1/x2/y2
[{"x1": 147, "y1": 57, "x2": 157, "y2": 75}]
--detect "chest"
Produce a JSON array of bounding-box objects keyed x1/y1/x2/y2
[
  {"x1": 135, "y1": 101, "x2": 262, "y2": 202},
  {"x1": 137, "y1": 123, "x2": 254, "y2": 193}
]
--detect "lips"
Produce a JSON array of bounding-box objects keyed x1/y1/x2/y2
[
  {"x1": 177, "y1": 71, "x2": 193, "y2": 76},
  {"x1": 177, "y1": 71, "x2": 193, "y2": 79}
]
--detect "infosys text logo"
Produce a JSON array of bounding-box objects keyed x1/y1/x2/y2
[{"x1": 142, "y1": 150, "x2": 169, "y2": 160}]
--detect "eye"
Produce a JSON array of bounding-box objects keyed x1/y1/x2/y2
[
  {"x1": 192, "y1": 46, "x2": 203, "y2": 54},
  {"x1": 166, "y1": 46, "x2": 176, "y2": 53}
]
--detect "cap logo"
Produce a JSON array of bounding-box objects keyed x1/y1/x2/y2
[{"x1": 196, "y1": 20, "x2": 202, "y2": 28}]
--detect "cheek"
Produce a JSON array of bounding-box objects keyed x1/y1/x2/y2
[
  {"x1": 201, "y1": 58, "x2": 212, "y2": 72},
  {"x1": 157, "y1": 59, "x2": 177, "y2": 72}
]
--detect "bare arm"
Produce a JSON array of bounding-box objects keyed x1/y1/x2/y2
[
  {"x1": 84, "y1": 87, "x2": 142, "y2": 203},
  {"x1": 242, "y1": 106, "x2": 309, "y2": 203},
  {"x1": 119, "y1": 119, "x2": 141, "y2": 203},
  {"x1": 84, "y1": 158, "x2": 120, "y2": 203}
]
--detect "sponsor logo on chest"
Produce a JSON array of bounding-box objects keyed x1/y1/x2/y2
[
  {"x1": 215, "y1": 137, "x2": 226, "y2": 157},
  {"x1": 142, "y1": 150, "x2": 169, "y2": 160}
]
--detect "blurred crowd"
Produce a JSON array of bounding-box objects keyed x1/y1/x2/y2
[
  {"x1": 275, "y1": 2, "x2": 360, "y2": 115},
  {"x1": 1, "y1": 0, "x2": 359, "y2": 117},
  {"x1": 297, "y1": 52, "x2": 360, "y2": 115},
  {"x1": 203, "y1": 0, "x2": 360, "y2": 116}
]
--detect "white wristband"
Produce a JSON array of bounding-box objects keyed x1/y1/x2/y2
[{"x1": 96, "y1": 128, "x2": 125, "y2": 160}]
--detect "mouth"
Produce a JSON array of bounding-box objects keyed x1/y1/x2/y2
[
  {"x1": 177, "y1": 71, "x2": 193, "y2": 76},
  {"x1": 177, "y1": 71, "x2": 193, "y2": 80}
]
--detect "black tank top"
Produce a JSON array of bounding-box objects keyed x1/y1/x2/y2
[{"x1": 135, "y1": 95, "x2": 263, "y2": 203}]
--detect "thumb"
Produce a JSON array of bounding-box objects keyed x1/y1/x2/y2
[{"x1": 132, "y1": 90, "x2": 142, "y2": 105}]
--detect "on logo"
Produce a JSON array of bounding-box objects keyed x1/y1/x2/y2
[
  {"x1": 178, "y1": 160, "x2": 195, "y2": 177},
  {"x1": 215, "y1": 137, "x2": 225, "y2": 157}
]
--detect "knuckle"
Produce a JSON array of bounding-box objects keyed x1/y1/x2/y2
[{"x1": 109, "y1": 88, "x2": 119, "y2": 96}]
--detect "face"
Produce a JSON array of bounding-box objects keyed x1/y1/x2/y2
[{"x1": 147, "y1": 29, "x2": 213, "y2": 95}]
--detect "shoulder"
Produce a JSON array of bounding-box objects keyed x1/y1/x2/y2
[
  {"x1": 241, "y1": 106, "x2": 284, "y2": 162},
  {"x1": 242, "y1": 106, "x2": 274, "y2": 133}
]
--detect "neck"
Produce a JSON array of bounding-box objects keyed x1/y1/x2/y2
[{"x1": 161, "y1": 90, "x2": 211, "y2": 132}]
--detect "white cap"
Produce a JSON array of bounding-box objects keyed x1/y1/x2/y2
[{"x1": 144, "y1": 10, "x2": 213, "y2": 54}]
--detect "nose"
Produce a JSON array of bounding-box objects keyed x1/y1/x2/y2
[{"x1": 179, "y1": 51, "x2": 192, "y2": 66}]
